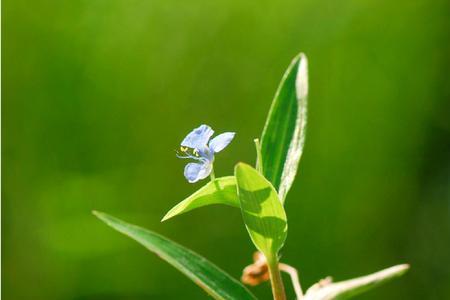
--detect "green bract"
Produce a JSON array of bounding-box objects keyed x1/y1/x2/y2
[{"x1": 235, "y1": 163, "x2": 287, "y2": 262}]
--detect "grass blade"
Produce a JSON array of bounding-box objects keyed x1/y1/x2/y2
[
  {"x1": 260, "y1": 53, "x2": 308, "y2": 202},
  {"x1": 94, "y1": 211, "x2": 256, "y2": 300}
]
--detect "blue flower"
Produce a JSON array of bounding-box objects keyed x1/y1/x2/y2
[{"x1": 177, "y1": 124, "x2": 235, "y2": 183}]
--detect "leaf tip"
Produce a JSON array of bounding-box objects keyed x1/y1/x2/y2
[
  {"x1": 298, "y1": 52, "x2": 307, "y2": 60},
  {"x1": 92, "y1": 210, "x2": 110, "y2": 224},
  {"x1": 234, "y1": 162, "x2": 254, "y2": 179},
  {"x1": 392, "y1": 264, "x2": 410, "y2": 276},
  {"x1": 161, "y1": 212, "x2": 172, "y2": 222},
  {"x1": 235, "y1": 162, "x2": 251, "y2": 170}
]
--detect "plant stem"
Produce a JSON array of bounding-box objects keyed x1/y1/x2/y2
[
  {"x1": 279, "y1": 263, "x2": 303, "y2": 299},
  {"x1": 254, "y1": 138, "x2": 264, "y2": 174},
  {"x1": 210, "y1": 165, "x2": 216, "y2": 181},
  {"x1": 267, "y1": 257, "x2": 287, "y2": 300}
]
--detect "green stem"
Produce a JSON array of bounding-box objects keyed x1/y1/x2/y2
[
  {"x1": 267, "y1": 257, "x2": 286, "y2": 300},
  {"x1": 210, "y1": 165, "x2": 216, "y2": 181},
  {"x1": 254, "y1": 138, "x2": 263, "y2": 174}
]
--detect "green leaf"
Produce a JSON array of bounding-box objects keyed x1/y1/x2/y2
[
  {"x1": 260, "y1": 53, "x2": 308, "y2": 202},
  {"x1": 162, "y1": 176, "x2": 238, "y2": 222},
  {"x1": 234, "y1": 163, "x2": 287, "y2": 262},
  {"x1": 93, "y1": 211, "x2": 256, "y2": 300},
  {"x1": 303, "y1": 264, "x2": 409, "y2": 300}
]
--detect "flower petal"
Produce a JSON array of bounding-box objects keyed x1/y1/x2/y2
[
  {"x1": 209, "y1": 132, "x2": 235, "y2": 153},
  {"x1": 184, "y1": 162, "x2": 212, "y2": 183},
  {"x1": 181, "y1": 125, "x2": 214, "y2": 150}
]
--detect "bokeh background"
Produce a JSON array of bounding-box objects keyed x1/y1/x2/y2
[{"x1": 3, "y1": 0, "x2": 450, "y2": 299}]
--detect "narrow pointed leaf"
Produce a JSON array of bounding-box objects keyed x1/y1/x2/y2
[
  {"x1": 234, "y1": 163, "x2": 287, "y2": 261},
  {"x1": 162, "y1": 176, "x2": 238, "y2": 222},
  {"x1": 260, "y1": 53, "x2": 308, "y2": 202},
  {"x1": 303, "y1": 264, "x2": 409, "y2": 300},
  {"x1": 93, "y1": 211, "x2": 256, "y2": 300}
]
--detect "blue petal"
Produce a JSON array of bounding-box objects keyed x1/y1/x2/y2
[
  {"x1": 181, "y1": 125, "x2": 214, "y2": 150},
  {"x1": 184, "y1": 162, "x2": 212, "y2": 183},
  {"x1": 197, "y1": 148, "x2": 214, "y2": 162},
  {"x1": 208, "y1": 132, "x2": 235, "y2": 153}
]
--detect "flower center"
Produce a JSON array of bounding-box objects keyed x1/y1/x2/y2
[{"x1": 180, "y1": 146, "x2": 200, "y2": 157}]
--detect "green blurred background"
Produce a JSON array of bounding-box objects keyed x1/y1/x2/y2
[{"x1": 3, "y1": 0, "x2": 450, "y2": 299}]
